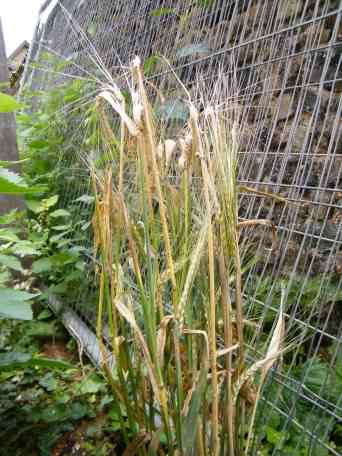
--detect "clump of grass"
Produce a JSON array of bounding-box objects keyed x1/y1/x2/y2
[{"x1": 89, "y1": 57, "x2": 286, "y2": 455}]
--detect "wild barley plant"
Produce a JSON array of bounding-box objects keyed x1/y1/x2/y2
[{"x1": 90, "y1": 57, "x2": 284, "y2": 456}]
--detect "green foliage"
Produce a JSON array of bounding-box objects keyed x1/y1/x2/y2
[
  {"x1": 0, "y1": 253, "x2": 24, "y2": 272},
  {"x1": 196, "y1": 0, "x2": 214, "y2": 6},
  {"x1": 0, "y1": 92, "x2": 22, "y2": 113},
  {"x1": 0, "y1": 167, "x2": 45, "y2": 194},
  {"x1": 255, "y1": 352, "x2": 342, "y2": 455},
  {"x1": 249, "y1": 275, "x2": 341, "y2": 323},
  {"x1": 0, "y1": 317, "x2": 117, "y2": 455},
  {"x1": 150, "y1": 7, "x2": 177, "y2": 17},
  {"x1": 144, "y1": 54, "x2": 160, "y2": 76},
  {"x1": 0, "y1": 288, "x2": 39, "y2": 320},
  {"x1": 0, "y1": 352, "x2": 71, "y2": 370}
]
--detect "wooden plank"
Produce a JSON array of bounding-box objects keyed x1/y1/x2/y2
[{"x1": 0, "y1": 17, "x2": 24, "y2": 213}]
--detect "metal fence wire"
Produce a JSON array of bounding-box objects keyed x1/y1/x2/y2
[{"x1": 24, "y1": 0, "x2": 341, "y2": 454}]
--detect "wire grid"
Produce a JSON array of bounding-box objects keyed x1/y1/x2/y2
[{"x1": 24, "y1": 0, "x2": 342, "y2": 454}]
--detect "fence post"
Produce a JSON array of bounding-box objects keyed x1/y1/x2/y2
[{"x1": 0, "y1": 17, "x2": 24, "y2": 213}]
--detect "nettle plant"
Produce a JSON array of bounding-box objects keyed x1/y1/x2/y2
[
  {"x1": 0, "y1": 91, "x2": 45, "y2": 320},
  {"x1": 0, "y1": 78, "x2": 96, "y2": 319}
]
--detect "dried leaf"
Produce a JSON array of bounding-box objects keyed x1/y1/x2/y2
[{"x1": 157, "y1": 315, "x2": 174, "y2": 368}]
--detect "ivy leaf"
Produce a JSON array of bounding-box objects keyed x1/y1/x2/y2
[
  {"x1": 39, "y1": 372, "x2": 59, "y2": 391},
  {"x1": 0, "y1": 92, "x2": 22, "y2": 113},
  {"x1": 176, "y1": 42, "x2": 211, "y2": 59},
  {"x1": 0, "y1": 254, "x2": 24, "y2": 272},
  {"x1": 77, "y1": 375, "x2": 104, "y2": 395}
]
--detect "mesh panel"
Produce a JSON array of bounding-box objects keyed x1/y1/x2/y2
[{"x1": 24, "y1": 1, "x2": 341, "y2": 454}]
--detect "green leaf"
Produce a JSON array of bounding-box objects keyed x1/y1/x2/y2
[
  {"x1": 144, "y1": 55, "x2": 159, "y2": 76},
  {"x1": 196, "y1": 0, "x2": 214, "y2": 7},
  {"x1": 0, "y1": 288, "x2": 36, "y2": 319},
  {"x1": 51, "y1": 251, "x2": 78, "y2": 266},
  {"x1": 26, "y1": 321, "x2": 56, "y2": 337},
  {"x1": 37, "y1": 309, "x2": 53, "y2": 320},
  {"x1": 50, "y1": 209, "x2": 71, "y2": 218},
  {"x1": 0, "y1": 158, "x2": 28, "y2": 166},
  {"x1": 77, "y1": 375, "x2": 104, "y2": 394},
  {"x1": 25, "y1": 199, "x2": 44, "y2": 213},
  {"x1": 0, "y1": 168, "x2": 45, "y2": 194},
  {"x1": 31, "y1": 402, "x2": 92, "y2": 424},
  {"x1": 0, "y1": 92, "x2": 22, "y2": 112},
  {"x1": 182, "y1": 356, "x2": 209, "y2": 455},
  {"x1": 26, "y1": 195, "x2": 59, "y2": 213},
  {"x1": 29, "y1": 140, "x2": 49, "y2": 149},
  {"x1": 0, "y1": 288, "x2": 39, "y2": 301},
  {"x1": 74, "y1": 194, "x2": 94, "y2": 204},
  {"x1": 0, "y1": 210, "x2": 18, "y2": 225},
  {"x1": 50, "y1": 232, "x2": 69, "y2": 243},
  {"x1": 0, "y1": 228, "x2": 20, "y2": 242},
  {"x1": 39, "y1": 372, "x2": 59, "y2": 391},
  {"x1": 266, "y1": 427, "x2": 286, "y2": 448},
  {"x1": 0, "y1": 254, "x2": 24, "y2": 272},
  {"x1": 32, "y1": 257, "x2": 53, "y2": 274},
  {"x1": 150, "y1": 7, "x2": 176, "y2": 17},
  {"x1": 0, "y1": 270, "x2": 11, "y2": 286},
  {"x1": 52, "y1": 224, "x2": 72, "y2": 231},
  {"x1": 44, "y1": 195, "x2": 59, "y2": 209},
  {"x1": 0, "y1": 300, "x2": 33, "y2": 320},
  {"x1": 48, "y1": 282, "x2": 68, "y2": 294},
  {"x1": 87, "y1": 22, "x2": 97, "y2": 37},
  {"x1": 16, "y1": 113, "x2": 32, "y2": 123},
  {"x1": 0, "y1": 352, "x2": 72, "y2": 371},
  {"x1": 13, "y1": 241, "x2": 41, "y2": 257},
  {"x1": 176, "y1": 42, "x2": 211, "y2": 59}
]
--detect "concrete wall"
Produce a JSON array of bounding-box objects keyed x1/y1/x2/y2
[{"x1": 0, "y1": 17, "x2": 24, "y2": 213}]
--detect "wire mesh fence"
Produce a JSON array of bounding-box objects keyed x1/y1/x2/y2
[{"x1": 23, "y1": 0, "x2": 341, "y2": 454}]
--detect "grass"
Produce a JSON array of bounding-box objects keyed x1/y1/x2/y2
[{"x1": 85, "y1": 58, "x2": 286, "y2": 455}]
